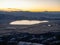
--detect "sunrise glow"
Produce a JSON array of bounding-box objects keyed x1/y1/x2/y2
[{"x1": 0, "y1": 0, "x2": 60, "y2": 12}]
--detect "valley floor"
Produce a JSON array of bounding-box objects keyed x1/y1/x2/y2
[{"x1": 0, "y1": 20, "x2": 60, "y2": 34}]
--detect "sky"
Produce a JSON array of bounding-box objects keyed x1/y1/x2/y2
[{"x1": 0, "y1": 0, "x2": 60, "y2": 11}]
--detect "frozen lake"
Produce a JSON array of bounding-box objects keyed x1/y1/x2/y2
[{"x1": 10, "y1": 20, "x2": 48, "y2": 25}]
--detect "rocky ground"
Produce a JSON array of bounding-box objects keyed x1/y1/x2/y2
[{"x1": 0, "y1": 20, "x2": 60, "y2": 45}]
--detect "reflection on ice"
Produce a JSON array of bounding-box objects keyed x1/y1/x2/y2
[{"x1": 10, "y1": 20, "x2": 48, "y2": 25}]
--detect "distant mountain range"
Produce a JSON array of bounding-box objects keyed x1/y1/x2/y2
[
  {"x1": 0, "y1": 11, "x2": 60, "y2": 19},
  {"x1": 0, "y1": 11, "x2": 60, "y2": 24}
]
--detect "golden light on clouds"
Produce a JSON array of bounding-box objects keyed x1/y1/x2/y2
[{"x1": 0, "y1": 0, "x2": 60, "y2": 12}]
